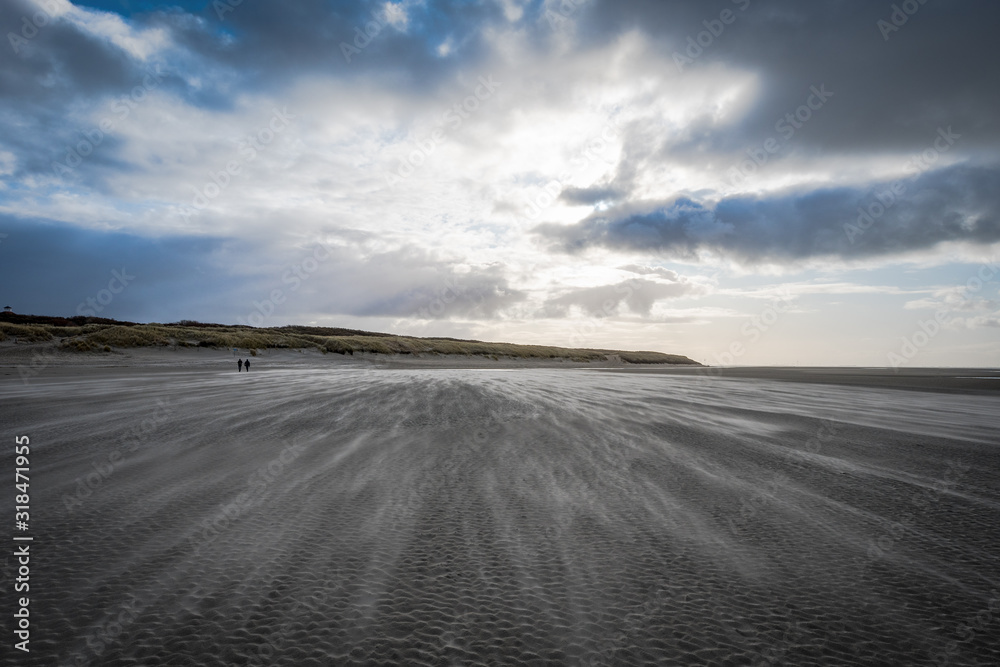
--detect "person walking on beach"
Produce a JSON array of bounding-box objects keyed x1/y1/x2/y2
[
  {"x1": 244, "y1": 358, "x2": 250, "y2": 372},
  {"x1": 238, "y1": 358, "x2": 243, "y2": 372}
]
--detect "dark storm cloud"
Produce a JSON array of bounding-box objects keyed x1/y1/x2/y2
[
  {"x1": 0, "y1": 0, "x2": 507, "y2": 180},
  {"x1": 0, "y1": 0, "x2": 190, "y2": 179},
  {"x1": 0, "y1": 215, "x2": 243, "y2": 321},
  {"x1": 71, "y1": 1, "x2": 206, "y2": 14},
  {"x1": 579, "y1": 0, "x2": 1000, "y2": 155},
  {"x1": 0, "y1": 215, "x2": 526, "y2": 323},
  {"x1": 537, "y1": 163, "x2": 1000, "y2": 263},
  {"x1": 7, "y1": 0, "x2": 996, "y2": 183},
  {"x1": 4, "y1": 0, "x2": 998, "y2": 326},
  {"x1": 1, "y1": 0, "x2": 134, "y2": 98},
  {"x1": 151, "y1": 0, "x2": 502, "y2": 92}
]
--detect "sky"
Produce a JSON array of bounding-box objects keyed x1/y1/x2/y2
[{"x1": 1, "y1": 0, "x2": 998, "y2": 367}]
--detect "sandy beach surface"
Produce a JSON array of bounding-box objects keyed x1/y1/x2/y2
[{"x1": 2, "y1": 349, "x2": 999, "y2": 665}]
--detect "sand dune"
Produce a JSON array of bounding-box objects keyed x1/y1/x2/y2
[{"x1": 2, "y1": 364, "x2": 998, "y2": 665}]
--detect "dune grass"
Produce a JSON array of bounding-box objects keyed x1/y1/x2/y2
[
  {"x1": 0, "y1": 322, "x2": 54, "y2": 342},
  {"x1": 0, "y1": 313, "x2": 701, "y2": 365}
]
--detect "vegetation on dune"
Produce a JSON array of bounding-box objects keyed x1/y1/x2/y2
[
  {"x1": 0, "y1": 312, "x2": 701, "y2": 365},
  {"x1": 0, "y1": 322, "x2": 54, "y2": 342}
]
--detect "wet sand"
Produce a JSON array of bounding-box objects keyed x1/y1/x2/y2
[
  {"x1": 594, "y1": 365, "x2": 1000, "y2": 395},
  {"x1": 2, "y1": 357, "x2": 999, "y2": 665}
]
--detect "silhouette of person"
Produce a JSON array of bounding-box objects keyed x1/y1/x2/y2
[
  {"x1": 238, "y1": 359, "x2": 243, "y2": 372},
  {"x1": 244, "y1": 359, "x2": 250, "y2": 372}
]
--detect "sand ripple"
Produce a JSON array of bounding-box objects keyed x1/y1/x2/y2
[{"x1": 1, "y1": 368, "x2": 998, "y2": 665}]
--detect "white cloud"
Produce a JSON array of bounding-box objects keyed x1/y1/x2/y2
[
  {"x1": 720, "y1": 281, "x2": 921, "y2": 300},
  {"x1": 0, "y1": 151, "x2": 15, "y2": 180},
  {"x1": 4, "y1": 1, "x2": 998, "y2": 366},
  {"x1": 61, "y1": 1, "x2": 172, "y2": 61},
  {"x1": 382, "y1": 2, "x2": 408, "y2": 30},
  {"x1": 497, "y1": 0, "x2": 526, "y2": 22}
]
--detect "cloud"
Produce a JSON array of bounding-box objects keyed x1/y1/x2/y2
[
  {"x1": 341, "y1": 252, "x2": 527, "y2": 320},
  {"x1": 897, "y1": 259, "x2": 1000, "y2": 329},
  {"x1": 540, "y1": 276, "x2": 707, "y2": 319},
  {"x1": 0, "y1": 214, "x2": 241, "y2": 321},
  {"x1": 618, "y1": 264, "x2": 680, "y2": 281},
  {"x1": 560, "y1": 185, "x2": 622, "y2": 206},
  {"x1": 723, "y1": 282, "x2": 920, "y2": 299},
  {"x1": 579, "y1": 0, "x2": 1000, "y2": 155},
  {"x1": 2, "y1": 1, "x2": 999, "y2": 365},
  {"x1": 536, "y1": 163, "x2": 1000, "y2": 264},
  {"x1": 904, "y1": 290, "x2": 998, "y2": 313},
  {"x1": 0, "y1": 215, "x2": 527, "y2": 323},
  {"x1": 957, "y1": 313, "x2": 1000, "y2": 329}
]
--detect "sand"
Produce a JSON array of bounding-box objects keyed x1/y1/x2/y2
[{"x1": 2, "y1": 348, "x2": 999, "y2": 665}]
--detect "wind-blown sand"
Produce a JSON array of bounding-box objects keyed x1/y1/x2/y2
[{"x1": 2, "y1": 354, "x2": 998, "y2": 665}]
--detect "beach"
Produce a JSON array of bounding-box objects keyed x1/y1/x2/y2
[{"x1": 2, "y1": 351, "x2": 999, "y2": 665}]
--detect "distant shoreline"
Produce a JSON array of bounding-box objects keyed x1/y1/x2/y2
[
  {"x1": 2, "y1": 340, "x2": 997, "y2": 395},
  {"x1": 0, "y1": 312, "x2": 702, "y2": 367}
]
